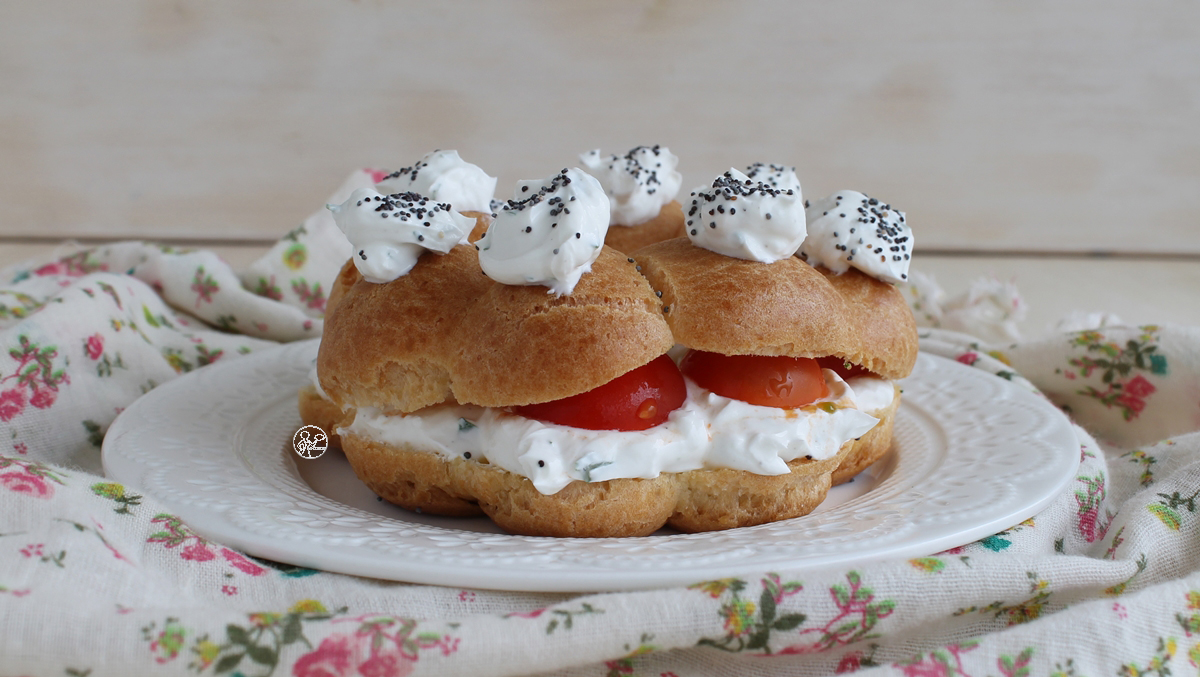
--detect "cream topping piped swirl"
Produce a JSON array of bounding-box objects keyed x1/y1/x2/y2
[
  {"x1": 800, "y1": 190, "x2": 913, "y2": 284},
  {"x1": 375, "y1": 150, "x2": 497, "y2": 214},
  {"x1": 579, "y1": 145, "x2": 683, "y2": 226},
  {"x1": 327, "y1": 188, "x2": 474, "y2": 284},
  {"x1": 685, "y1": 168, "x2": 807, "y2": 263},
  {"x1": 476, "y1": 168, "x2": 610, "y2": 296}
]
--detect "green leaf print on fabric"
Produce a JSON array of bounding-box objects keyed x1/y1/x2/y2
[
  {"x1": 290, "y1": 278, "x2": 326, "y2": 313},
  {"x1": 997, "y1": 647, "x2": 1035, "y2": 677},
  {"x1": 544, "y1": 603, "x2": 604, "y2": 635},
  {"x1": 1123, "y1": 449, "x2": 1158, "y2": 487},
  {"x1": 777, "y1": 571, "x2": 896, "y2": 655},
  {"x1": 954, "y1": 572, "x2": 1052, "y2": 626},
  {"x1": 252, "y1": 276, "x2": 284, "y2": 302},
  {"x1": 1063, "y1": 326, "x2": 1167, "y2": 421},
  {"x1": 82, "y1": 420, "x2": 103, "y2": 448},
  {"x1": 1149, "y1": 488, "x2": 1199, "y2": 531},
  {"x1": 0, "y1": 290, "x2": 45, "y2": 320},
  {"x1": 1119, "y1": 637, "x2": 1176, "y2": 677},
  {"x1": 3, "y1": 334, "x2": 70, "y2": 414},
  {"x1": 143, "y1": 601, "x2": 346, "y2": 675},
  {"x1": 1104, "y1": 553, "x2": 1148, "y2": 596},
  {"x1": 693, "y1": 574, "x2": 805, "y2": 654},
  {"x1": 893, "y1": 641, "x2": 979, "y2": 676},
  {"x1": 191, "y1": 266, "x2": 220, "y2": 307},
  {"x1": 90, "y1": 482, "x2": 142, "y2": 515}
]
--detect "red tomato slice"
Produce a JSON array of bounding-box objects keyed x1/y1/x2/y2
[
  {"x1": 816, "y1": 356, "x2": 873, "y2": 380},
  {"x1": 680, "y1": 350, "x2": 829, "y2": 409},
  {"x1": 514, "y1": 354, "x2": 687, "y2": 431}
]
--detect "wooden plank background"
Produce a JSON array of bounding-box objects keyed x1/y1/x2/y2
[{"x1": 1, "y1": 1, "x2": 1197, "y2": 332}]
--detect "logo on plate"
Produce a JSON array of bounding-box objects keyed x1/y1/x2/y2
[{"x1": 293, "y1": 425, "x2": 328, "y2": 459}]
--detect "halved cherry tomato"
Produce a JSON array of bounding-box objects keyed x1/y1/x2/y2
[
  {"x1": 680, "y1": 350, "x2": 829, "y2": 409},
  {"x1": 816, "y1": 356, "x2": 873, "y2": 380},
  {"x1": 514, "y1": 354, "x2": 687, "y2": 431}
]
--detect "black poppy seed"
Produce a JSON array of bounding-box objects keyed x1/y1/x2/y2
[
  {"x1": 521, "y1": 186, "x2": 529, "y2": 192},
  {"x1": 575, "y1": 232, "x2": 580, "y2": 239},
  {"x1": 553, "y1": 248, "x2": 559, "y2": 254},
  {"x1": 381, "y1": 213, "x2": 388, "y2": 218},
  {"x1": 537, "y1": 460, "x2": 545, "y2": 467},
  {"x1": 710, "y1": 222, "x2": 717, "y2": 229},
  {"x1": 730, "y1": 208, "x2": 736, "y2": 215},
  {"x1": 823, "y1": 212, "x2": 828, "y2": 216},
  {"x1": 628, "y1": 257, "x2": 635, "y2": 263},
  {"x1": 655, "y1": 290, "x2": 662, "y2": 298},
  {"x1": 804, "y1": 454, "x2": 813, "y2": 460},
  {"x1": 765, "y1": 213, "x2": 772, "y2": 220},
  {"x1": 690, "y1": 229, "x2": 697, "y2": 235},
  {"x1": 464, "y1": 452, "x2": 471, "y2": 459},
  {"x1": 839, "y1": 213, "x2": 845, "y2": 218},
  {"x1": 663, "y1": 305, "x2": 670, "y2": 313},
  {"x1": 358, "y1": 250, "x2": 366, "y2": 260},
  {"x1": 356, "y1": 200, "x2": 362, "y2": 206},
  {"x1": 417, "y1": 234, "x2": 424, "y2": 242}
]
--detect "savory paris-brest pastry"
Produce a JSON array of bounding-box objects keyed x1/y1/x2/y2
[
  {"x1": 311, "y1": 156, "x2": 917, "y2": 537},
  {"x1": 579, "y1": 145, "x2": 686, "y2": 254}
]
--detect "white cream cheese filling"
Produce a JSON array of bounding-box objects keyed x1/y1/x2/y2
[{"x1": 340, "y1": 372, "x2": 893, "y2": 495}]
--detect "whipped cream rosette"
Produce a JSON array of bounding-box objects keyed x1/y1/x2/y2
[
  {"x1": 579, "y1": 145, "x2": 683, "y2": 226},
  {"x1": 327, "y1": 188, "x2": 474, "y2": 283},
  {"x1": 476, "y1": 168, "x2": 610, "y2": 296},
  {"x1": 801, "y1": 190, "x2": 913, "y2": 284},
  {"x1": 685, "y1": 168, "x2": 807, "y2": 263}
]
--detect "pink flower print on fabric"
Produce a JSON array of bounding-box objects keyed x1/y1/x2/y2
[
  {"x1": 293, "y1": 634, "x2": 359, "y2": 677},
  {"x1": 0, "y1": 458, "x2": 65, "y2": 499},
  {"x1": 29, "y1": 388, "x2": 56, "y2": 409},
  {"x1": 0, "y1": 471, "x2": 55, "y2": 498},
  {"x1": 0, "y1": 388, "x2": 25, "y2": 421},
  {"x1": 358, "y1": 648, "x2": 416, "y2": 677},
  {"x1": 85, "y1": 333, "x2": 104, "y2": 360}
]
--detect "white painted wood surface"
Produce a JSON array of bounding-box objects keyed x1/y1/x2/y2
[{"x1": 2, "y1": 2, "x2": 1199, "y2": 256}]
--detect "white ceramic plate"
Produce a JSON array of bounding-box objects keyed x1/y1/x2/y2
[{"x1": 103, "y1": 339, "x2": 1079, "y2": 592}]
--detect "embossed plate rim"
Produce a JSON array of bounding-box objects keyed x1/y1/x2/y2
[{"x1": 103, "y1": 339, "x2": 1080, "y2": 592}]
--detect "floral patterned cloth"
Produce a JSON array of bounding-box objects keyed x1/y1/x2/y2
[{"x1": 2, "y1": 180, "x2": 1200, "y2": 675}]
